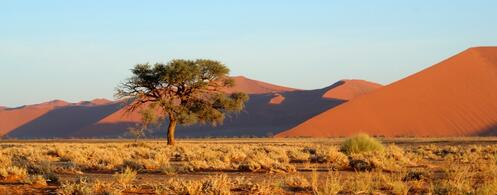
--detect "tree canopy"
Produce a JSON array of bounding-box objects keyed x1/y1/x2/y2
[{"x1": 116, "y1": 59, "x2": 249, "y2": 145}]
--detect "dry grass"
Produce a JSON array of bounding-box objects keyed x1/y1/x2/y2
[
  {"x1": 317, "y1": 171, "x2": 342, "y2": 195},
  {"x1": 114, "y1": 167, "x2": 137, "y2": 189},
  {"x1": 0, "y1": 137, "x2": 497, "y2": 194}
]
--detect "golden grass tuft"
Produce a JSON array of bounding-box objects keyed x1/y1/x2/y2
[{"x1": 340, "y1": 134, "x2": 385, "y2": 155}]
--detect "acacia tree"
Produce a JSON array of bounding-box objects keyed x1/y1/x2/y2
[{"x1": 116, "y1": 59, "x2": 249, "y2": 145}]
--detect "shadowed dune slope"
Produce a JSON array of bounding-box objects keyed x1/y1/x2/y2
[
  {"x1": 77, "y1": 80, "x2": 343, "y2": 138},
  {"x1": 5, "y1": 103, "x2": 123, "y2": 138},
  {"x1": 0, "y1": 100, "x2": 70, "y2": 136},
  {"x1": 92, "y1": 76, "x2": 301, "y2": 125},
  {"x1": 277, "y1": 47, "x2": 497, "y2": 137},
  {"x1": 322, "y1": 79, "x2": 382, "y2": 100},
  {"x1": 75, "y1": 79, "x2": 371, "y2": 138},
  {"x1": 169, "y1": 87, "x2": 344, "y2": 138},
  {"x1": 0, "y1": 107, "x2": 52, "y2": 136},
  {"x1": 1, "y1": 76, "x2": 380, "y2": 138}
]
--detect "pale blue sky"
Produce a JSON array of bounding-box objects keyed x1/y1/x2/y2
[{"x1": 1, "y1": 1, "x2": 496, "y2": 107}]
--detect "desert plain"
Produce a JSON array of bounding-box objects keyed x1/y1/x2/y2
[{"x1": 2, "y1": 137, "x2": 497, "y2": 194}]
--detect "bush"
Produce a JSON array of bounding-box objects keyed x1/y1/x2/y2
[{"x1": 340, "y1": 134, "x2": 384, "y2": 155}]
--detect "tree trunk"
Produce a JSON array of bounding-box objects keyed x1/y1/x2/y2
[{"x1": 167, "y1": 115, "x2": 177, "y2": 145}]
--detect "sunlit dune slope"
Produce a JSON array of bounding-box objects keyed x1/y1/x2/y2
[{"x1": 277, "y1": 47, "x2": 497, "y2": 137}]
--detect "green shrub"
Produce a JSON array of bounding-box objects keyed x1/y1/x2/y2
[{"x1": 340, "y1": 134, "x2": 384, "y2": 155}]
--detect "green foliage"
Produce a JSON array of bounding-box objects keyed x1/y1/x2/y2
[
  {"x1": 116, "y1": 59, "x2": 249, "y2": 144},
  {"x1": 340, "y1": 134, "x2": 384, "y2": 155}
]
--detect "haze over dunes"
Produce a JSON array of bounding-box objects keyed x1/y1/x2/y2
[{"x1": 277, "y1": 47, "x2": 497, "y2": 137}]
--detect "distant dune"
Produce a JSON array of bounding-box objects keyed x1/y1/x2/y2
[
  {"x1": 74, "y1": 78, "x2": 351, "y2": 138},
  {"x1": 0, "y1": 100, "x2": 70, "y2": 136},
  {"x1": 90, "y1": 76, "x2": 301, "y2": 125},
  {"x1": 322, "y1": 79, "x2": 382, "y2": 100},
  {"x1": 75, "y1": 98, "x2": 113, "y2": 106},
  {"x1": 277, "y1": 47, "x2": 497, "y2": 137},
  {"x1": 0, "y1": 99, "x2": 113, "y2": 136},
  {"x1": 5, "y1": 103, "x2": 123, "y2": 138},
  {"x1": 223, "y1": 76, "x2": 300, "y2": 94},
  {"x1": 1, "y1": 76, "x2": 380, "y2": 138}
]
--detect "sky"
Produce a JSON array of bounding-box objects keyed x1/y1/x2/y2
[{"x1": 1, "y1": 1, "x2": 496, "y2": 107}]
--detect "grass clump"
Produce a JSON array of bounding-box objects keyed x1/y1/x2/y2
[
  {"x1": 284, "y1": 175, "x2": 312, "y2": 192},
  {"x1": 114, "y1": 167, "x2": 137, "y2": 189},
  {"x1": 57, "y1": 177, "x2": 94, "y2": 195},
  {"x1": 23, "y1": 175, "x2": 47, "y2": 187},
  {"x1": 340, "y1": 134, "x2": 384, "y2": 155},
  {"x1": 0, "y1": 166, "x2": 28, "y2": 182},
  {"x1": 317, "y1": 171, "x2": 342, "y2": 195}
]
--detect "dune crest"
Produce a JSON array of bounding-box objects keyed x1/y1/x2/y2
[
  {"x1": 322, "y1": 80, "x2": 382, "y2": 100},
  {"x1": 277, "y1": 47, "x2": 497, "y2": 137},
  {"x1": 224, "y1": 76, "x2": 299, "y2": 94},
  {"x1": 76, "y1": 98, "x2": 113, "y2": 106},
  {"x1": 30, "y1": 99, "x2": 70, "y2": 109}
]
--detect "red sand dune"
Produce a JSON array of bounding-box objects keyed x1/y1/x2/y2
[
  {"x1": 80, "y1": 78, "x2": 372, "y2": 138},
  {"x1": 322, "y1": 80, "x2": 382, "y2": 100},
  {"x1": 96, "y1": 103, "x2": 143, "y2": 124},
  {"x1": 31, "y1": 100, "x2": 70, "y2": 108},
  {"x1": 277, "y1": 47, "x2": 497, "y2": 137},
  {"x1": 269, "y1": 94, "x2": 285, "y2": 105},
  {"x1": 96, "y1": 76, "x2": 300, "y2": 124},
  {"x1": 1, "y1": 75, "x2": 380, "y2": 138},
  {"x1": 223, "y1": 76, "x2": 299, "y2": 94},
  {"x1": 0, "y1": 100, "x2": 70, "y2": 136},
  {"x1": 0, "y1": 108, "x2": 50, "y2": 136},
  {"x1": 0, "y1": 75, "x2": 303, "y2": 138}
]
